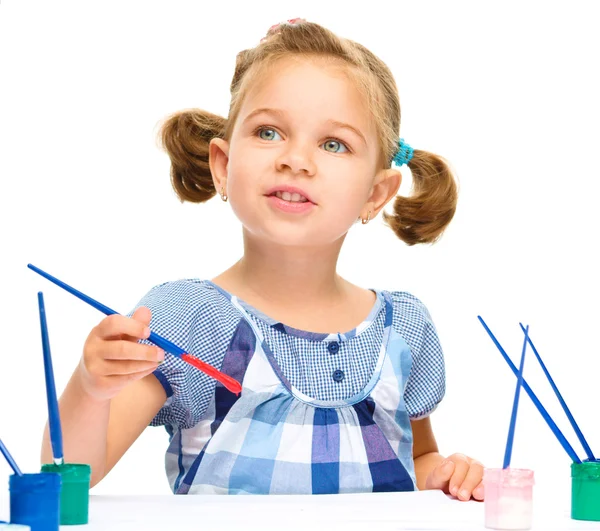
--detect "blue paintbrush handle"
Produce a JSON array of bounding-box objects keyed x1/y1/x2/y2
[
  {"x1": 478, "y1": 316, "x2": 581, "y2": 463},
  {"x1": 147, "y1": 332, "x2": 185, "y2": 357},
  {"x1": 38, "y1": 292, "x2": 64, "y2": 463},
  {"x1": 0, "y1": 438, "x2": 23, "y2": 476},
  {"x1": 28, "y1": 264, "x2": 117, "y2": 315},
  {"x1": 503, "y1": 325, "x2": 529, "y2": 469},
  {"x1": 28, "y1": 264, "x2": 183, "y2": 360},
  {"x1": 519, "y1": 322, "x2": 595, "y2": 461}
]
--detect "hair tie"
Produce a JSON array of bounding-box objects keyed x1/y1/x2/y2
[
  {"x1": 392, "y1": 138, "x2": 414, "y2": 167},
  {"x1": 260, "y1": 18, "x2": 306, "y2": 43}
]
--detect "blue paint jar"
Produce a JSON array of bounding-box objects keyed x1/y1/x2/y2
[{"x1": 9, "y1": 473, "x2": 61, "y2": 531}]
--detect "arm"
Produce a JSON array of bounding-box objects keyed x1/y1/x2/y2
[
  {"x1": 42, "y1": 370, "x2": 166, "y2": 487},
  {"x1": 41, "y1": 308, "x2": 167, "y2": 487},
  {"x1": 411, "y1": 416, "x2": 444, "y2": 490},
  {"x1": 411, "y1": 417, "x2": 485, "y2": 501}
]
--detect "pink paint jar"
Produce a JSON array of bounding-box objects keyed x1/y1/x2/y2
[{"x1": 483, "y1": 468, "x2": 535, "y2": 530}]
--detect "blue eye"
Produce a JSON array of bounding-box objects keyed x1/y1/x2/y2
[
  {"x1": 322, "y1": 139, "x2": 348, "y2": 153},
  {"x1": 258, "y1": 128, "x2": 281, "y2": 141},
  {"x1": 256, "y1": 127, "x2": 350, "y2": 153}
]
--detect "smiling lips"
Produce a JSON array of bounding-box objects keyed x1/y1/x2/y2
[
  {"x1": 273, "y1": 190, "x2": 309, "y2": 203},
  {"x1": 267, "y1": 186, "x2": 316, "y2": 214},
  {"x1": 266, "y1": 186, "x2": 316, "y2": 214}
]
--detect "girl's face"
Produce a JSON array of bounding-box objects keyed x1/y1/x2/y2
[{"x1": 215, "y1": 57, "x2": 386, "y2": 248}]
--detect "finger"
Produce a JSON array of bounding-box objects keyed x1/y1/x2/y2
[
  {"x1": 102, "y1": 341, "x2": 164, "y2": 362},
  {"x1": 121, "y1": 307, "x2": 154, "y2": 342},
  {"x1": 100, "y1": 359, "x2": 161, "y2": 376},
  {"x1": 425, "y1": 460, "x2": 455, "y2": 491},
  {"x1": 131, "y1": 306, "x2": 152, "y2": 326},
  {"x1": 95, "y1": 313, "x2": 152, "y2": 341},
  {"x1": 447, "y1": 454, "x2": 471, "y2": 498},
  {"x1": 122, "y1": 364, "x2": 161, "y2": 383},
  {"x1": 457, "y1": 461, "x2": 485, "y2": 501},
  {"x1": 100, "y1": 365, "x2": 161, "y2": 390}
]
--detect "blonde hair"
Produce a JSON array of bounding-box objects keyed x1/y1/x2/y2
[{"x1": 158, "y1": 20, "x2": 457, "y2": 245}]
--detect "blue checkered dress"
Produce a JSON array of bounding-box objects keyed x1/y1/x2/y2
[{"x1": 132, "y1": 280, "x2": 445, "y2": 494}]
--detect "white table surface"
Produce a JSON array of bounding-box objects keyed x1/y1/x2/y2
[{"x1": 2, "y1": 489, "x2": 599, "y2": 531}]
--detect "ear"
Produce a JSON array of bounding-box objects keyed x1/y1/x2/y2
[
  {"x1": 363, "y1": 168, "x2": 402, "y2": 218},
  {"x1": 209, "y1": 138, "x2": 230, "y2": 194}
]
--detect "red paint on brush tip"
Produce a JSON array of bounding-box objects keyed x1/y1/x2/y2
[{"x1": 181, "y1": 353, "x2": 242, "y2": 395}]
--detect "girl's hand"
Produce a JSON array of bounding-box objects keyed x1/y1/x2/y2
[
  {"x1": 79, "y1": 307, "x2": 165, "y2": 401},
  {"x1": 425, "y1": 453, "x2": 485, "y2": 501}
]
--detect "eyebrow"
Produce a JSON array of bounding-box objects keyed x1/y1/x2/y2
[{"x1": 242, "y1": 107, "x2": 368, "y2": 146}]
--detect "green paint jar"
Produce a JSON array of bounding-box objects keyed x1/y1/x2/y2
[
  {"x1": 571, "y1": 460, "x2": 600, "y2": 521},
  {"x1": 40, "y1": 463, "x2": 91, "y2": 525}
]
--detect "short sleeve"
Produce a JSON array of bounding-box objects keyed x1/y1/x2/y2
[
  {"x1": 127, "y1": 280, "x2": 233, "y2": 430},
  {"x1": 389, "y1": 291, "x2": 446, "y2": 419}
]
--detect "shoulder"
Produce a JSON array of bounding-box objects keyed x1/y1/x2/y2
[
  {"x1": 382, "y1": 289, "x2": 439, "y2": 353},
  {"x1": 136, "y1": 278, "x2": 229, "y2": 313},
  {"x1": 133, "y1": 278, "x2": 242, "y2": 331},
  {"x1": 139, "y1": 278, "x2": 221, "y2": 306},
  {"x1": 385, "y1": 290, "x2": 434, "y2": 326}
]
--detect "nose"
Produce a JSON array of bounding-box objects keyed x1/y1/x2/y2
[{"x1": 275, "y1": 140, "x2": 317, "y2": 176}]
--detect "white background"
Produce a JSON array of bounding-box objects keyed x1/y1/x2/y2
[{"x1": 1, "y1": 0, "x2": 599, "y2": 502}]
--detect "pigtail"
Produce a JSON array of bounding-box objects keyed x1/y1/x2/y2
[
  {"x1": 157, "y1": 109, "x2": 226, "y2": 203},
  {"x1": 383, "y1": 150, "x2": 458, "y2": 245}
]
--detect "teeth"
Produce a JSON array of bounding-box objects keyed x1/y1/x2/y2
[{"x1": 275, "y1": 191, "x2": 308, "y2": 203}]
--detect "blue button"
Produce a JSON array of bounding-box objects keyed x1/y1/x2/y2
[
  {"x1": 327, "y1": 342, "x2": 340, "y2": 354},
  {"x1": 332, "y1": 369, "x2": 345, "y2": 382}
]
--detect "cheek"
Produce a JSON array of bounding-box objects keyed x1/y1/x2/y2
[
  {"x1": 225, "y1": 142, "x2": 271, "y2": 188},
  {"x1": 226, "y1": 158, "x2": 254, "y2": 195},
  {"x1": 224, "y1": 162, "x2": 263, "y2": 226},
  {"x1": 326, "y1": 165, "x2": 374, "y2": 206}
]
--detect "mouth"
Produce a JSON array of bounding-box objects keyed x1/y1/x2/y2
[
  {"x1": 265, "y1": 186, "x2": 315, "y2": 204},
  {"x1": 270, "y1": 190, "x2": 310, "y2": 203}
]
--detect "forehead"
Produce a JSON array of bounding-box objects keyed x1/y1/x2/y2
[{"x1": 237, "y1": 56, "x2": 376, "y2": 139}]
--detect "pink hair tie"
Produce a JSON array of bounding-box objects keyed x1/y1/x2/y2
[{"x1": 260, "y1": 18, "x2": 306, "y2": 43}]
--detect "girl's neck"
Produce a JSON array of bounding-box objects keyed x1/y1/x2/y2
[{"x1": 212, "y1": 236, "x2": 350, "y2": 309}]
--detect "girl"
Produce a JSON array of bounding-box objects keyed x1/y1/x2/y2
[{"x1": 42, "y1": 19, "x2": 484, "y2": 500}]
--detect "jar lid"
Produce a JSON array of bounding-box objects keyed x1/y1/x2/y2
[
  {"x1": 41, "y1": 462, "x2": 91, "y2": 480},
  {"x1": 8, "y1": 472, "x2": 61, "y2": 495},
  {"x1": 483, "y1": 467, "x2": 535, "y2": 487},
  {"x1": 571, "y1": 460, "x2": 600, "y2": 479}
]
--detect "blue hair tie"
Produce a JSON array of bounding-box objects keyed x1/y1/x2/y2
[{"x1": 392, "y1": 138, "x2": 414, "y2": 167}]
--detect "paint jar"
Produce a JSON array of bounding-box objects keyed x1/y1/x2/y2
[
  {"x1": 483, "y1": 468, "x2": 534, "y2": 530},
  {"x1": 571, "y1": 460, "x2": 600, "y2": 521},
  {"x1": 40, "y1": 463, "x2": 91, "y2": 525},
  {"x1": 9, "y1": 472, "x2": 61, "y2": 531}
]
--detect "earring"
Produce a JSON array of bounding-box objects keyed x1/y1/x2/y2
[
  {"x1": 361, "y1": 211, "x2": 371, "y2": 225},
  {"x1": 220, "y1": 186, "x2": 228, "y2": 202}
]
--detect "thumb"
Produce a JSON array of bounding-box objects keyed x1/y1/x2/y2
[
  {"x1": 425, "y1": 460, "x2": 455, "y2": 491},
  {"x1": 132, "y1": 306, "x2": 152, "y2": 327}
]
